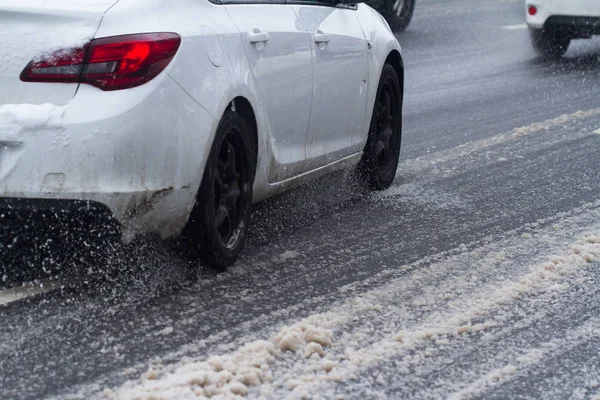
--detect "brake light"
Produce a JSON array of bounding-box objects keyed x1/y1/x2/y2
[
  {"x1": 20, "y1": 33, "x2": 181, "y2": 91},
  {"x1": 19, "y1": 47, "x2": 87, "y2": 83},
  {"x1": 528, "y1": 5, "x2": 537, "y2": 16}
]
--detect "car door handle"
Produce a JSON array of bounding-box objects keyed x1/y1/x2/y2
[
  {"x1": 314, "y1": 31, "x2": 330, "y2": 44},
  {"x1": 249, "y1": 31, "x2": 270, "y2": 44}
]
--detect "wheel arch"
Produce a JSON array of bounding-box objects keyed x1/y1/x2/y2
[
  {"x1": 230, "y1": 96, "x2": 258, "y2": 181},
  {"x1": 384, "y1": 50, "x2": 405, "y2": 104},
  {"x1": 383, "y1": 51, "x2": 404, "y2": 153}
]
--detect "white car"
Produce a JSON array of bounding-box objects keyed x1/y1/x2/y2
[
  {"x1": 0, "y1": 0, "x2": 404, "y2": 269},
  {"x1": 526, "y1": 0, "x2": 600, "y2": 58}
]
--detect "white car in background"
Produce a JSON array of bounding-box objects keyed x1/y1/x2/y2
[
  {"x1": 0, "y1": 0, "x2": 404, "y2": 269},
  {"x1": 526, "y1": 0, "x2": 600, "y2": 58}
]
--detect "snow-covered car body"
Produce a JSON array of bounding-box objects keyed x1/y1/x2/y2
[
  {"x1": 526, "y1": 0, "x2": 600, "y2": 32},
  {"x1": 0, "y1": 0, "x2": 403, "y2": 244}
]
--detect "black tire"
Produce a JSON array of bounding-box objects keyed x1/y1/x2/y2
[
  {"x1": 371, "y1": 0, "x2": 416, "y2": 33},
  {"x1": 357, "y1": 64, "x2": 402, "y2": 191},
  {"x1": 530, "y1": 28, "x2": 570, "y2": 59},
  {"x1": 185, "y1": 109, "x2": 254, "y2": 271}
]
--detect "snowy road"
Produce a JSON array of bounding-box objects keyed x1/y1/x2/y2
[{"x1": 2, "y1": 0, "x2": 600, "y2": 399}]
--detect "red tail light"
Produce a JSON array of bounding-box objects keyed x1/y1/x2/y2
[
  {"x1": 20, "y1": 33, "x2": 181, "y2": 91},
  {"x1": 528, "y1": 5, "x2": 538, "y2": 16}
]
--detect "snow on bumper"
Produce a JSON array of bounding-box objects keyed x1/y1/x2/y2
[
  {"x1": 526, "y1": 0, "x2": 600, "y2": 29},
  {"x1": 0, "y1": 75, "x2": 216, "y2": 240}
]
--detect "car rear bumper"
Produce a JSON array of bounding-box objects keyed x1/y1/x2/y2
[
  {"x1": 0, "y1": 74, "x2": 216, "y2": 240},
  {"x1": 543, "y1": 15, "x2": 600, "y2": 36},
  {"x1": 526, "y1": 0, "x2": 600, "y2": 30}
]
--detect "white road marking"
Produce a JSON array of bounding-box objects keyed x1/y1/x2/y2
[
  {"x1": 593, "y1": 128, "x2": 600, "y2": 134},
  {"x1": 0, "y1": 279, "x2": 64, "y2": 306},
  {"x1": 502, "y1": 24, "x2": 528, "y2": 30}
]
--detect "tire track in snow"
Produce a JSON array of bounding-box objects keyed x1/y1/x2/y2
[
  {"x1": 446, "y1": 319, "x2": 600, "y2": 400},
  {"x1": 100, "y1": 203, "x2": 600, "y2": 399},
  {"x1": 263, "y1": 216, "x2": 600, "y2": 399},
  {"x1": 341, "y1": 261, "x2": 600, "y2": 400}
]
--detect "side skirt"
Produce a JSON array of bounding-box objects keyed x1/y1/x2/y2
[{"x1": 252, "y1": 152, "x2": 363, "y2": 203}]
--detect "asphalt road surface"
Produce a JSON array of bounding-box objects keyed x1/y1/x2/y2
[{"x1": 2, "y1": 0, "x2": 600, "y2": 399}]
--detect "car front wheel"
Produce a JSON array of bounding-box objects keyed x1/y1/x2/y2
[
  {"x1": 530, "y1": 28, "x2": 570, "y2": 59},
  {"x1": 357, "y1": 64, "x2": 402, "y2": 191},
  {"x1": 185, "y1": 109, "x2": 254, "y2": 271}
]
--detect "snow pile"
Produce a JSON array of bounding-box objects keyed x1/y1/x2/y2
[
  {"x1": 272, "y1": 250, "x2": 301, "y2": 264},
  {"x1": 0, "y1": 103, "x2": 64, "y2": 133},
  {"x1": 105, "y1": 322, "x2": 334, "y2": 400},
  {"x1": 274, "y1": 322, "x2": 333, "y2": 354},
  {"x1": 105, "y1": 340, "x2": 278, "y2": 399},
  {"x1": 156, "y1": 327, "x2": 174, "y2": 337}
]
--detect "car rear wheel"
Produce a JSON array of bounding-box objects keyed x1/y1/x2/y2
[
  {"x1": 357, "y1": 64, "x2": 402, "y2": 191},
  {"x1": 186, "y1": 109, "x2": 254, "y2": 271},
  {"x1": 530, "y1": 28, "x2": 571, "y2": 59}
]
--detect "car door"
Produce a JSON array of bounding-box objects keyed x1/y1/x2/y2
[
  {"x1": 225, "y1": 2, "x2": 314, "y2": 183},
  {"x1": 291, "y1": 2, "x2": 369, "y2": 172}
]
